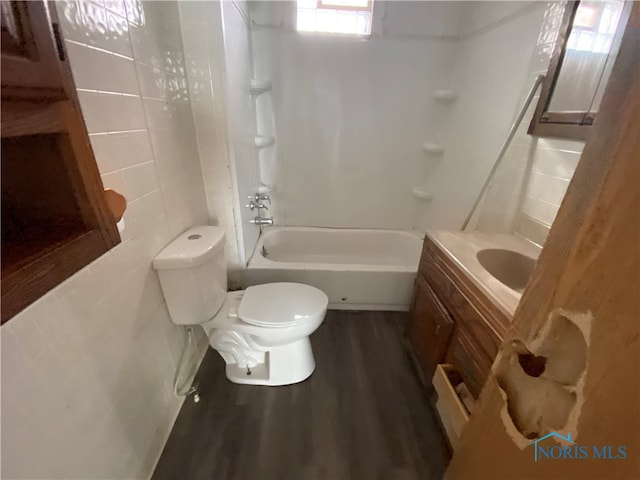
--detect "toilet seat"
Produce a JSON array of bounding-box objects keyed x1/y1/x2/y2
[{"x1": 237, "y1": 282, "x2": 328, "y2": 328}]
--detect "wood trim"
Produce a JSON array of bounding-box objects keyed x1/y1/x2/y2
[
  {"x1": 1, "y1": 1, "x2": 120, "y2": 322},
  {"x1": 1, "y1": 229, "x2": 109, "y2": 322},
  {"x1": 540, "y1": 111, "x2": 593, "y2": 125},
  {"x1": 0, "y1": 100, "x2": 66, "y2": 137},
  {"x1": 527, "y1": 1, "x2": 587, "y2": 140},
  {"x1": 1, "y1": 1, "x2": 66, "y2": 99},
  {"x1": 528, "y1": 0, "x2": 632, "y2": 141},
  {"x1": 528, "y1": 121, "x2": 592, "y2": 142},
  {"x1": 57, "y1": 102, "x2": 120, "y2": 247}
]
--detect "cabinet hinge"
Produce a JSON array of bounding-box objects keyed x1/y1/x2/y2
[{"x1": 52, "y1": 22, "x2": 66, "y2": 61}]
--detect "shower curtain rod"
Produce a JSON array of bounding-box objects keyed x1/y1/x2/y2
[{"x1": 461, "y1": 74, "x2": 546, "y2": 231}]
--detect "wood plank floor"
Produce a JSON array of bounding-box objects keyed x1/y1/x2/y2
[{"x1": 153, "y1": 310, "x2": 450, "y2": 480}]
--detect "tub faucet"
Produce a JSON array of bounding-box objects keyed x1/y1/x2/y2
[
  {"x1": 248, "y1": 193, "x2": 271, "y2": 204},
  {"x1": 250, "y1": 216, "x2": 273, "y2": 226},
  {"x1": 245, "y1": 200, "x2": 269, "y2": 211}
]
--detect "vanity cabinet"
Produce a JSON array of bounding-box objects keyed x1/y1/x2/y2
[
  {"x1": 406, "y1": 274, "x2": 455, "y2": 384},
  {"x1": 407, "y1": 234, "x2": 509, "y2": 401}
]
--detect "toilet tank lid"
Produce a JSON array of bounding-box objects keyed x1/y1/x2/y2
[{"x1": 153, "y1": 226, "x2": 225, "y2": 270}]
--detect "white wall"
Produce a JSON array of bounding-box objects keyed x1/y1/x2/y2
[
  {"x1": 178, "y1": 0, "x2": 263, "y2": 275},
  {"x1": 473, "y1": 1, "x2": 585, "y2": 245},
  {"x1": 1, "y1": 1, "x2": 208, "y2": 478},
  {"x1": 419, "y1": 2, "x2": 546, "y2": 230},
  {"x1": 248, "y1": 1, "x2": 579, "y2": 236},
  {"x1": 179, "y1": 1, "x2": 244, "y2": 285},
  {"x1": 250, "y1": 1, "x2": 464, "y2": 229},
  {"x1": 221, "y1": 1, "x2": 263, "y2": 262}
]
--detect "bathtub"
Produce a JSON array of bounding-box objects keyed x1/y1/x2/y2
[{"x1": 247, "y1": 226, "x2": 424, "y2": 311}]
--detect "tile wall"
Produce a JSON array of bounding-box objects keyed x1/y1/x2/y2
[
  {"x1": 178, "y1": 1, "x2": 244, "y2": 283},
  {"x1": 1, "y1": 1, "x2": 209, "y2": 478},
  {"x1": 249, "y1": 1, "x2": 584, "y2": 240},
  {"x1": 250, "y1": 1, "x2": 464, "y2": 230},
  {"x1": 475, "y1": 1, "x2": 585, "y2": 245},
  {"x1": 419, "y1": 2, "x2": 546, "y2": 231},
  {"x1": 180, "y1": 1, "x2": 262, "y2": 268}
]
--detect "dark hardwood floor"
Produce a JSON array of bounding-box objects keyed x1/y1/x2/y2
[{"x1": 153, "y1": 310, "x2": 450, "y2": 480}]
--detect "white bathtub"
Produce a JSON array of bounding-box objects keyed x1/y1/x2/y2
[{"x1": 247, "y1": 227, "x2": 423, "y2": 311}]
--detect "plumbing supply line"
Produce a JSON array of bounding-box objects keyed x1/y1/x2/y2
[{"x1": 174, "y1": 326, "x2": 200, "y2": 401}]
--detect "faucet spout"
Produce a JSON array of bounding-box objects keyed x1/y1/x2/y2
[{"x1": 250, "y1": 216, "x2": 273, "y2": 226}]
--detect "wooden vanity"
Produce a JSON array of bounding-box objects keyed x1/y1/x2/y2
[{"x1": 406, "y1": 231, "x2": 540, "y2": 449}]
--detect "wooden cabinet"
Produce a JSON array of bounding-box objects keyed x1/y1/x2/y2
[
  {"x1": 1, "y1": 1, "x2": 120, "y2": 323},
  {"x1": 1, "y1": 1, "x2": 66, "y2": 98},
  {"x1": 406, "y1": 274, "x2": 455, "y2": 385},
  {"x1": 408, "y1": 235, "x2": 509, "y2": 400},
  {"x1": 449, "y1": 327, "x2": 495, "y2": 398}
]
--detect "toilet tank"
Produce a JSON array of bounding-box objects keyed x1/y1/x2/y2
[{"x1": 153, "y1": 226, "x2": 227, "y2": 325}]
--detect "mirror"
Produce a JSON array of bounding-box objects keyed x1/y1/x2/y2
[{"x1": 528, "y1": 0, "x2": 631, "y2": 140}]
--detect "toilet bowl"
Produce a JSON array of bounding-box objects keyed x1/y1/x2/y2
[{"x1": 153, "y1": 226, "x2": 328, "y2": 386}]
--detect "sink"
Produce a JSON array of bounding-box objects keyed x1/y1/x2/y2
[{"x1": 476, "y1": 249, "x2": 536, "y2": 294}]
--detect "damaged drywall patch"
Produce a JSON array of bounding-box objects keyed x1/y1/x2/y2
[{"x1": 493, "y1": 309, "x2": 593, "y2": 449}]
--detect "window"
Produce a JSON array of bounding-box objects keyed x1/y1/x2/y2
[
  {"x1": 527, "y1": 0, "x2": 631, "y2": 140},
  {"x1": 566, "y1": 0, "x2": 624, "y2": 53},
  {"x1": 296, "y1": 0, "x2": 373, "y2": 35}
]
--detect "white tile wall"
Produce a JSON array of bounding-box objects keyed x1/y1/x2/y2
[
  {"x1": 250, "y1": 1, "x2": 461, "y2": 230},
  {"x1": 474, "y1": 1, "x2": 585, "y2": 245},
  {"x1": 418, "y1": 3, "x2": 546, "y2": 231},
  {"x1": 247, "y1": 1, "x2": 582, "y2": 240},
  {"x1": 179, "y1": 0, "x2": 262, "y2": 277},
  {"x1": 248, "y1": 1, "x2": 576, "y2": 235},
  {"x1": 178, "y1": 1, "x2": 242, "y2": 284},
  {"x1": 1, "y1": 1, "x2": 209, "y2": 478}
]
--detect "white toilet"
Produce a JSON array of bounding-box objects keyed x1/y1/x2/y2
[{"x1": 153, "y1": 226, "x2": 328, "y2": 386}]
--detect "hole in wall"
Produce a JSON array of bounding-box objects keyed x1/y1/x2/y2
[
  {"x1": 531, "y1": 312, "x2": 588, "y2": 386},
  {"x1": 518, "y1": 353, "x2": 547, "y2": 377},
  {"x1": 493, "y1": 310, "x2": 590, "y2": 441}
]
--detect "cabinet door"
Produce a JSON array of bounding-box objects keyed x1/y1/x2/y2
[
  {"x1": 1, "y1": 1, "x2": 66, "y2": 98},
  {"x1": 407, "y1": 274, "x2": 455, "y2": 383},
  {"x1": 450, "y1": 327, "x2": 494, "y2": 399}
]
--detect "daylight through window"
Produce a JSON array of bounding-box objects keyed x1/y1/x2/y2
[{"x1": 296, "y1": 0, "x2": 373, "y2": 35}]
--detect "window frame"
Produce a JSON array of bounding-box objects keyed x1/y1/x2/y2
[
  {"x1": 528, "y1": 0, "x2": 631, "y2": 141},
  {"x1": 315, "y1": 0, "x2": 373, "y2": 13},
  {"x1": 296, "y1": 0, "x2": 374, "y2": 36}
]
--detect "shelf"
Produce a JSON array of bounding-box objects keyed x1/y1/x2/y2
[
  {"x1": 433, "y1": 89, "x2": 458, "y2": 103},
  {"x1": 412, "y1": 187, "x2": 433, "y2": 201},
  {"x1": 253, "y1": 136, "x2": 275, "y2": 148},
  {"x1": 422, "y1": 143, "x2": 444, "y2": 155},
  {"x1": 249, "y1": 79, "x2": 272, "y2": 96}
]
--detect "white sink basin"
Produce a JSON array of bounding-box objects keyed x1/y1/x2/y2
[{"x1": 476, "y1": 248, "x2": 536, "y2": 294}]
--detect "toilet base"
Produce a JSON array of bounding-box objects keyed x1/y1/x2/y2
[{"x1": 223, "y1": 337, "x2": 316, "y2": 386}]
